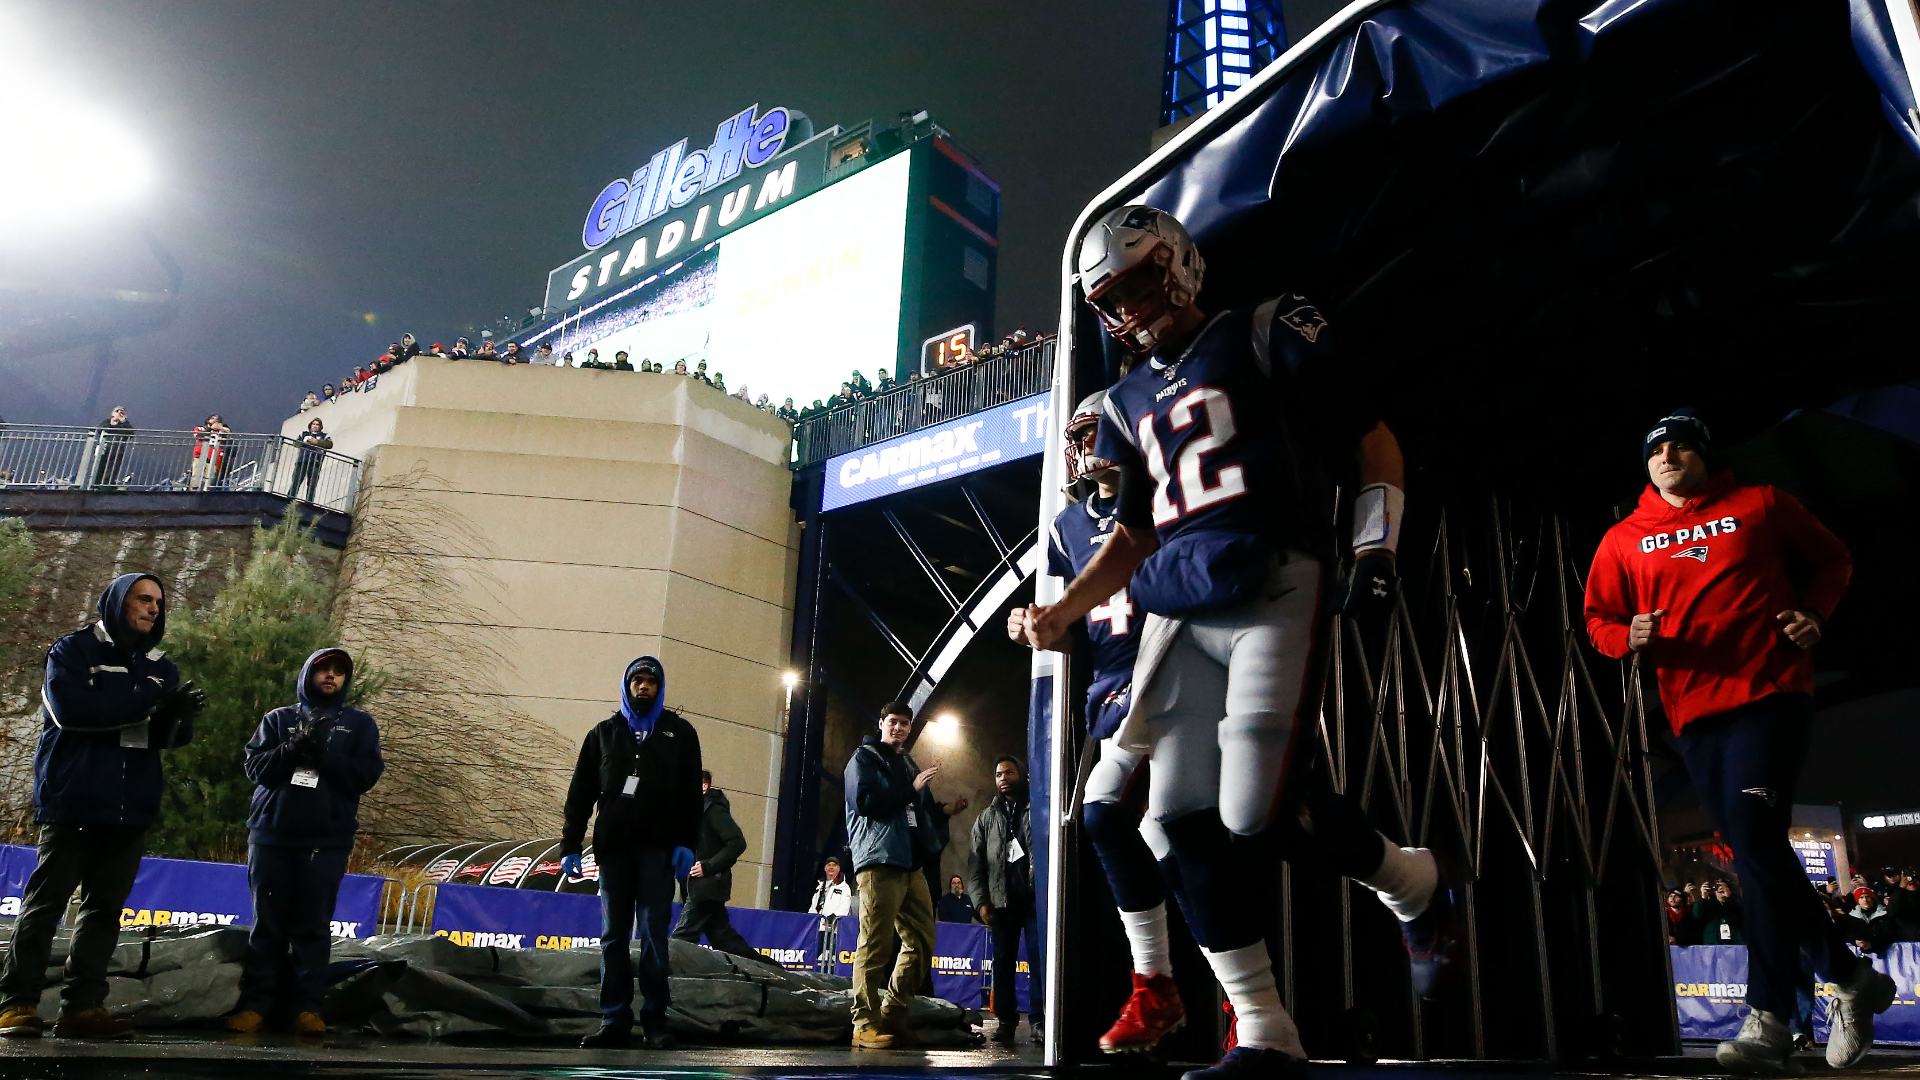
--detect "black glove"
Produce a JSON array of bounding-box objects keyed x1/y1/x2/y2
[
  {"x1": 1340, "y1": 551, "x2": 1399, "y2": 620},
  {"x1": 147, "y1": 681, "x2": 205, "y2": 748},
  {"x1": 167, "y1": 680, "x2": 207, "y2": 718},
  {"x1": 287, "y1": 719, "x2": 323, "y2": 764}
]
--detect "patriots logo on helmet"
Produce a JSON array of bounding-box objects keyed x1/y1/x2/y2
[
  {"x1": 1119, "y1": 206, "x2": 1162, "y2": 232},
  {"x1": 1278, "y1": 299, "x2": 1328, "y2": 343},
  {"x1": 1672, "y1": 545, "x2": 1709, "y2": 562}
]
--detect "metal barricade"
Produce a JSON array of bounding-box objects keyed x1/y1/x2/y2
[
  {"x1": 0, "y1": 425, "x2": 361, "y2": 512},
  {"x1": 792, "y1": 338, "x2": 1056, "y2": 466}
]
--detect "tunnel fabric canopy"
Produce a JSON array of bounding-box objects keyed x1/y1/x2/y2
[{"x1": 1085, "y1": 0, "x2": 1920, "y2": 501}]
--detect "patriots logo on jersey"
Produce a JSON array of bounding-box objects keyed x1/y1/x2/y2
[
  {"x1": 1672, "y1": 545, "x2": 1709, "y2": 563},
  {"x1": 1278, "y1": 299, "x2": 1328, "y2": 343}
]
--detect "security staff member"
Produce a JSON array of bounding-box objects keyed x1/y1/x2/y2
[
  {"x1": 1586, "y1": 410, "x2": 1890, "y2": 1073},
  {"x1": 561, "y1": 656, "x2": 703, "y2": 1050}
]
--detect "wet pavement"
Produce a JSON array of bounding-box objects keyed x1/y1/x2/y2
[{"x1": 0, "y1": 1035, "x2": 1913, "y2": 1080}]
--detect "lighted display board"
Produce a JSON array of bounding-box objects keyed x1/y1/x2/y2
[
  {"x1": 822, "y1": 390, "x2": 1052, "y2": 511},
  {"x1": 530, "y1": 151, "x2": 912, "y2": 410}
]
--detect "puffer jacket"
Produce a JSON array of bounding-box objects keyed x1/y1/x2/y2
[
  {"x1": 245, "y1": 648, "x2": 385, "y2": 848},
  {"x1": 35, "y1": 574, "x2": 188, "y2": 827}
]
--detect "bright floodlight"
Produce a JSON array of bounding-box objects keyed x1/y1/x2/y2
[
  {"x1": 780, "y1": 670, "x2": 799, "y2": 688},
  {"x1": 0, "y1": 86, "x2": 151, "y2": 230}
]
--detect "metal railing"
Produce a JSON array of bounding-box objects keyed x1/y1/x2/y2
[
  {"x1": 0, "y1": 425, "x2": 361, "y2": 513},
  {"x1": 793, "y1": 337, "x2": 1056, "y2": 466}
]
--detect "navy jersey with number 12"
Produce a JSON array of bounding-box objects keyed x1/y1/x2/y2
[{"x1": 1047, "y1": 491, "x2": 1137, "y2": 738}]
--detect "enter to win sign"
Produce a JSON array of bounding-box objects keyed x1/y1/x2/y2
[{"x1": 823, "y1": 392, "x2": 1050, "y2": 511}]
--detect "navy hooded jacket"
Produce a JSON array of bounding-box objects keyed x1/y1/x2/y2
[
  {"x1": 561, "y1": 655, "x2": 702, "y2": 858},
  {"x1": 35, "y1": 573, "x2": 187, "y2": 827},
  {"x1": 244, "y1": 648, "x2": 384, "y2": 848}
]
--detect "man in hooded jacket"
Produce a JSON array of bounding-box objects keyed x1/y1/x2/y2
[
  {"x1": 226, "y1": 648, "x2": 384, "y2": 1036},
  {"x1": 0, "y1": 574, "x2": 203, "y2": 1039},
  {"x1": 561, "y1": 656, "x2": 703, "y2": 1049},
  {"x1": 671, "y1": 770, "x2": 756, "y2": 958}
]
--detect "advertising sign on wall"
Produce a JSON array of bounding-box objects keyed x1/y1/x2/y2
[{"x1": 822, "y1": 390, "x2": 1052, "y2": 511}]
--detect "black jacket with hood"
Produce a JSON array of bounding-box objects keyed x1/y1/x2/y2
[
  {"x1": 562, "y1": 655, "x2": 703, "y2": 858},
  {"x1": 685, "y1": 786, "x2": 748, "y2": 903},
  {"x1": 245, "y1": 648, "x2": 385, "y2": 848},
  {"x1": 35, "y1": 573, "x2": 188, "y2": 827}
]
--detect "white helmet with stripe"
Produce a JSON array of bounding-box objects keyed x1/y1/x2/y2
[{"x1": 1075, "y1": 205, "x2": 1205, "y2": 354}]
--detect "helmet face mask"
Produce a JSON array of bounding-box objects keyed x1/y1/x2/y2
[
  {"x1": 1064, "y1": 391, "x2": 1117, "y2": 487},
  {"x1": 1077, "y1": 205, "x2": 1204, "y2": 354}
]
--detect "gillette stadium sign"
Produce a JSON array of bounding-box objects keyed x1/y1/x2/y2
[{"x1": 547, "y1": 104, "x2": 832, "y2": 312}]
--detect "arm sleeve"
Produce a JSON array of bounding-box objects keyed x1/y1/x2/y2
[
  {"x1": 678, "y1": 726, "x2": 705, "y2": 851},
  {"x1": 966, "y1": 814, "x2": 990, "y2": 910},
  {"x1": 560, "y1": 733, "x2": 600, "y2": 856},
  {"x1": 708, "y1": 803, "x2": 748, "y2": 874},
  {"x1": 1114, "y1": 458, "x2": 1154, "y2": 530},
  {"x1": 1766, "y1": 488, "x2": 1852, "y2": 620},
  {"x1": 317, "y1": 716, "x2": 385, "y2": 796},
  {"x1": 1046, "y1": 521, "x2": 1073, "y2": 580},
  {"x1": 242, "y1": 711, "x2": 301, "y2": 788},
  {"x1": 42, "y1": 640, "x2": 169, "y2": 732},
  {"x1": 1584, "y1": 533, "x2": 1636, "y2": 659}
]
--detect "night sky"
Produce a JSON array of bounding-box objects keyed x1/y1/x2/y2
[{"x1": 3, "y1": 0, "x2": 1331, "y2": 433}]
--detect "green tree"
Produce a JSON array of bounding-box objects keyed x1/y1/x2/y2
[{"x1": 157, "y1": 517, "x2": 359, "y2": 861}]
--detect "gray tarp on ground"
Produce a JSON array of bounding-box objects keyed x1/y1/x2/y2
[{"x1": 0, "y1": 924, "x2": 978, "y2": 1044}]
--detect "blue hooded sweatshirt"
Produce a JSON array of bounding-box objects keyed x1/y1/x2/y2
[
  {"x1": 244, "y1": 647, "x2": 385, "y2": 848},
  {"x1": 35, "y1": 573, "x2": 184, "y2": 827},
  {"x1": 620, "y1": 655, "x2": 666, "y2": 739}
]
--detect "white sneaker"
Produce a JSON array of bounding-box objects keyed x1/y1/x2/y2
[
  {"x1": 1827, "y1": 962, "x2": 1897, "y2": 1069},
  {"x1": 1716, "y1": 1009, "x2": 1803, "y2": 1075}
]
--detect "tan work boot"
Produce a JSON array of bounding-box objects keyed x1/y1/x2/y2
[
  {"x1": 292, "y1": 1012, "x2": 326, "y2": 1036},
  {"x1": 0, "y1": 1006, "x2": 44, "y2": 1038},
  {"x1": 851, "y1": 1028, "x2": 895, "y2": 1049},
  {"x1": 224, "y1": 1010, "x2": 264, "y2": 1034},
  {"x1": 52, "y1": 1008, "x2": 132, "y2": 1039}
]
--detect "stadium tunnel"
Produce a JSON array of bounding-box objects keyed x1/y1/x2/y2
[{"x1": 1037, "y1": 0, "x2": 1920, "y2": 1067}]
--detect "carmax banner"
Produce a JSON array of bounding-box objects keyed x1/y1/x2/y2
[{"x1": 823, "y1": 391, "x2": 1051, "y2": 511}]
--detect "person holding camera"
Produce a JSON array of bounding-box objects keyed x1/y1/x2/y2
[
  {"x1": 0, "y1": 574, "x2": 203, "y2": 1039},
  {"x1": 225, "y1": 648, "x2": 383, "y2": 1036}
]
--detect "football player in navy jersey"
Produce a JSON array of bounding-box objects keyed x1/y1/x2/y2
[
  {"x1": 1012, "y1": 390, "x2": 1186, "y2": 1055},
  {"x1": 1015, "y1": 206, "x2": 1456, "y2": 1080}
]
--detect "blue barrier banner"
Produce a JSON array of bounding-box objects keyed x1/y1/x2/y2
[
  {"x1": 731, "y1": 906, "x2": 819, "y2": 970},
  {"x1": 431, "y1": 881, "x2": 602, "y2": 948},
  {"x1": 1673, "y1": 944, "x2": 1920, "y2": 1046},
  {"x1": 0, "y1": 844, "x2": 35, "y2": 916},
  {"x1": 822, "y1": 392, "x2": 1052, "y2": 511}
]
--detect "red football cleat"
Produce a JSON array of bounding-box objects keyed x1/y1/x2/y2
[
  {"x1": 1099, "y1": 972, "x2": 1186, "y2": 1054},
  {"x1": 1223, "y1": 1000, "x2": 1238, "y2": 1053}
]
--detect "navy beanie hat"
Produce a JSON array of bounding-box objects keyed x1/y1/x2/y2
[{"x1": 1643, "y1": 408, "x2": 1715, "y2": 465}]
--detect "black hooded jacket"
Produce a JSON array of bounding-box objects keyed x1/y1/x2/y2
[
  {"x1": 35, "y1": 573, "x2": 185, "y2": 827},
  {"x1": 562, "y1": 656, "x2": 703, "y2": 858},
  {"x1": 245, "y1": 648, "x2": 385, "y2": 848},
  {"x1": 685, "y1": 787, "x2": 748, "y2": 903}
]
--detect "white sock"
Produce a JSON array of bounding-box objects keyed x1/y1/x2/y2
[
  {"x1": 1203, "y1": 941, "x2": 1304, "y2": 1058},
  {"x1": 1118, "y1": 904, "x2": 1173, "y2": 978},
  {"x1": 1360, "y1": 842, "x2": 1437, "y2": 922}
]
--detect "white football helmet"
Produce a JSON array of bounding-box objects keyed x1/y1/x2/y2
[
  {"x1": 1064, "y1": 390, "x2": 1116, "y2": 488},
  {"x1": 1075, "y1": 205, "x2": 1205, "y2": 354}
]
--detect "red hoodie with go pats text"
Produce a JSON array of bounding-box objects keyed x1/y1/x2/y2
[{"x1": 1584, "y1": 470, "x2": 1851, "y2": 734}]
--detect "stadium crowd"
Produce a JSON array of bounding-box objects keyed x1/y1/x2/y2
[
  {"x1": 295, "y1": 327, "x2": 1053, "y2": 432},
  {"x1": 1664, "y1": 868, "x2": 1920, "y2": 951}
]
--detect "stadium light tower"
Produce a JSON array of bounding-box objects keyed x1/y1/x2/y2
[{"x1": 1162, "y1": 0, "x2": 1288, "y2": 124}]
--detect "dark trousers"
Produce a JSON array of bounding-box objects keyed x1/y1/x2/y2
[
  {"x1": 240, "y1": 844, "x2": 349, "y2": 1014},
  {"x1": 597, "y1": 849, "x2": 675, "y2": 1029},
  {"x1": 291, "y1": 459, "x2": 321, "y2": 502},
  {"x1": 0, "y1": 823, "x2": 145, "y2": 1013},
  {"x1": 1675, "y1": 693, "x2": 1860, "y2": 1018},
  {"x1": 990, "y1": 891, "x2": 1043, "y2": 1024},
  {"x1": 672, "y1": 897, "x2": 756, "y2": 958}
]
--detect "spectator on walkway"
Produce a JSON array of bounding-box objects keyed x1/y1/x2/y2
[
  {"x1": 561, "y1": 655, "x2": 702, "y2": 1050},
  {"x1": 844, "y1": 701, "x2": 943, "y2": 1049},
  {"x1": 298, "y1": 392, "x2": 318, "y2": 413},
  {"x1": 712, "y1": 373, "x2": 727, "y2": 394},
  {"x1": 876, "y1": 370, "x2": 895, "y2": 394},
  {"x1": 321, "y1": 384, "x2": 338, "y2": 405},
  {"x1": 672, "y1": 770, "x2": 756, "y2": 959},
  {"x1": 1666, "y1": 888, "x2": 1702, "y2": 945},
  {"x1": 501, "y1": 342, "x2": 525, "y2": 365},
  {"x1": 937, "y1": 875, "x2": 977, "y2": 924},
  {"x1": 0, "y1": 574, "x2": 202, "y2": 1038},
  {"x1": 290, "y1": 419, "x2": 332, "y2": 504},
  {"x1": 190, "y1": 414, "x2": 231, "y2": 491},
  {"x1": 1888, "y1": 870, "x2": 1920, "y2": 942},
  {"x1": 1845, "y1": 889, "x2": 1894, "y2": 953},
  {"x1": 477, "y1": 340, "x2": 499, "y2": 361},
  {"x1": 399, "y1": 333, "x2": 421, "y2": 359},
  {"x1": 673, "y1": 360, "x2": 689, "y2": 376},
  {"x1": 810, "y1": 856, "x2": 854, "y2": 974},
  {"x1": 778, "y1": 399, "x2": 799, "y2": 424},
  {"x1": 226, "y1": 648, "x2": 383, "y2": 1037},
  {"x1": 90, "y1": 406, "x2": 135, "y2": 488},
  {"x1": 969, "y1": 755, "x2": 1043, "y2": 1044},
  {"x1": 532, "y1": 342, "x2": 555, "y2": 365},
  {"x1": 451, "y1": 338, "x2": 471, "y2": 359},
  {"x1": 1693, "y1": 880, "x2": 1743, "y2": 945},
  {"x1": 850, "y1": 369, "x2": 872, "y2": 396}
]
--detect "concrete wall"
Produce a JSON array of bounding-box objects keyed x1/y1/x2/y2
[{"x1": 287, "y1": 359, "x2": 799, "y2": 905}]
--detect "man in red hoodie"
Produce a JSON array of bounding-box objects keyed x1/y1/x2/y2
[{"x1": 1586, "y1": 409, "x2": 1892, "y2": 1073}]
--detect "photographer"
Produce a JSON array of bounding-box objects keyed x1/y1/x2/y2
[
  {"x1": 225, "y1": 649, "x2": 383, "y2": 1036},
  {"x1": 0, "y1": 574, "x2": 202, "y2": 1039}
]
